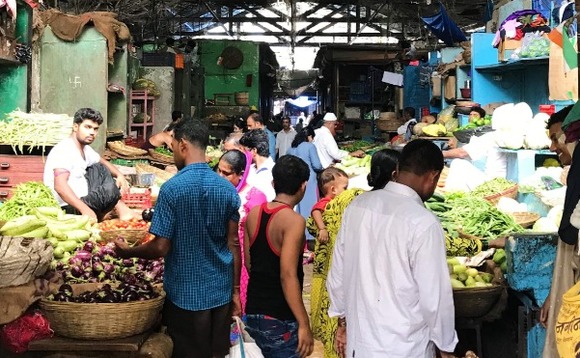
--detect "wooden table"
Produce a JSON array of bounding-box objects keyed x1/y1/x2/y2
[{"x1": 27, "y1": 332, "x2": 151, "y2": 358}]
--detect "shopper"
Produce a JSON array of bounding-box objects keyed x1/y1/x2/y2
[
  {"x1": 244, "y1": 155, "x2": 314, "y2": 358},
  {"x1": 43, "y1": 108, "x2": 134, "y2": 221},
  {"x1": 239, "y1": 129, "x2": 276, "y2": 201},
  {"x1": 313, "y1": 113, "x2": 364, "y2": 168},
  {"x1": 287, "y1": 126, "x2": 323, "y2": 240},
  {"x1": 366, "y1": 149, "x2": 401, "y2": 190},
  {"x1": 216, "y1": 150, "x2": 267, "y2": 314},
  {"x1": 247, "y1": 112, "x2": 276, "y2": 161},
  {"x1": 233, "y1": 117, "x2": 247, "y2": 133},
  {"x1": 443, "y1": 131, "x2": 507, "y2": 192},
  {"x1": 327, "y1": 139, "x2": 457, "y2": 358},
  {"x1": 114, "y1": 118, "x2": 242, "y2": 358},
  {"x1": 223, "y1": 132, "x2": 243, "y2": 152},
  {"x1": 540, "y1": 104, "x2": 578, "y2": 358},
  {"x1": 276, "y1": 116, "x2": 297, "y2": 157}
]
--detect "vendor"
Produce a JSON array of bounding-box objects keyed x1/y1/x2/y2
[
  {"x1": 141, "y1": 120, "x2": 179, "y2": 151},
  {"x1": 43, "y1": 108, "x2": 136, "y2": 221},
  {"x1": 469, "y1": 107, "x2": 486, "y2": 122},
  {"x1": 313, "y1": 113, "x2": 365, "y2": 168},
  {"x1": 442, "y1": 131, "x2": 507, "y2": 192},
  {"x1": 396, "y1": 107, "x2": 417, "y2": 139}
]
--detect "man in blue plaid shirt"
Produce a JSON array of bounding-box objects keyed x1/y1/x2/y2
[{"x1": 116, "y1": 118, "x2": 241, "y2": 358}]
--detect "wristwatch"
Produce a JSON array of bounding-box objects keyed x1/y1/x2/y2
[{"x1": 338, "y1": 317, "x2": 347, "y2": 328}]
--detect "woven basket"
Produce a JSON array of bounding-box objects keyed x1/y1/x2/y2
[
  {"x1": 483, "y1": 184, "x2": 519, "y2": 205},
  {"x1": 376, "y1": 118, "x2": 405, "y2": 132},
  {"x1": 510, "y1": 212, "x2": 540, "y2": 228},
  {"x1": 39, "y1": 286, "x2": 165, "y2": 340},
  {"x1": 453, "y1": 284, "x2": 504, "y2": 318},
  {"x1": 100, "y1": 229, "x2": 148, "y2": 244},
  {"x1": 148, "y1": 149, "x2": 174, "y2": 164},
  {"x1": 108, "y1": 141, "x2": 148, "y2": 157}
]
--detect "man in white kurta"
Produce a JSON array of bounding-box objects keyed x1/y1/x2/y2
[
  {"x1": 313, "y1": 113, "x2": 364, "y2": 168},
  {"x1": 327, "y1": 139, "x2": 458, "y2": 358}
]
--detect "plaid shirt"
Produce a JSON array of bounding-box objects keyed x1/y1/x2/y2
[{"x1": 151, "y1": 163, "x2": 241, "y2": 311}]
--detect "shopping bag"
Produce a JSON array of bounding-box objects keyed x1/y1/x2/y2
[
  {"x1": 226, "y1": 316, "x2": 264, "y2": 358},
  {"x1": 555, "y1": 280, "x2": 580, "y2": 357}
]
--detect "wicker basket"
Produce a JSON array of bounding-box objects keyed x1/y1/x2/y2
[
  {"x1": 376, "y1": 118, "x2": 405, "y2": 132},
  {"x1": 510, "y1": 212, "x2": 540, "y2": 228},
  {"x1": 453, "y1": 284, "x2": 504, "y2": 318},
  {"x1": 100, "y1": 229, "x2": 148, "y2": 244},
  {"x1": 108, "y1": 141, "x2": 148, "y2": 157},
  {"x1": 148, "y1": 149, "x2": 174, "y2": 164},
  {"x1": 482, "y1": 184, "x2": 519, "y2": 205},
  {"x1": 39, "y1": 285, "x2": 165, "y2": 340}
]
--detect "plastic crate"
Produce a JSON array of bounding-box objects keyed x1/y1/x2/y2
[{"x1": 122, "y1": 190, "x2": 152, "y2": 209}]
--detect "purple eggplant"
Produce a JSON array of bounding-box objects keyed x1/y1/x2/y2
[
  {"x1": 70, "y1": 266, "x2": 83, "y2": 278},
  {"x1": 82, "y1": 241, "x2": 95, "y2": 253},
  {"x1": 75, "y1": 250, "x2": 92, "y2": 261}
]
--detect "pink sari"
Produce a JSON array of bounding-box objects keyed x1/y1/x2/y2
[{"x1": 237, "y1": 151, "x2": 267, "y2": 314}]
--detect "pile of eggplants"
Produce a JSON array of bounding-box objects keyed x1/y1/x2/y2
[
  {"x1": 51, "y1": 241, "x2": 164, "y2": 285},
  {"x1": 48, "y1": 282, "x2": 159, "y2": 303}
]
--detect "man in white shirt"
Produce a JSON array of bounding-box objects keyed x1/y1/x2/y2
[
  {"x1": 443, "y1": 132, "x2": 507, "y2": 191},
  {"x1": 396, "y1": 107, "x2": 418, "y2": 138},
  {"x1": 239, "y1": 129, "x2": 276, "y2": 200},
  {"x1": 43, "y1": 108, "x2": 134, "y2": 221},
  {"x1": 313, "y1": 113, "x2": 364, "y2": 168},
  {"x1": 327, "y1": 139, "x2": 458, "y2": 358},
  {"x1": 276, "y1": 116, "x2": 296, "y2": 158}
]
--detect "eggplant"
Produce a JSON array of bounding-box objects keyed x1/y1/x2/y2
[
  {"x1": 75, "y1": 250, "x2": 92, "y2": 261},
  {"x1": 82, "y1": 241, "x2": 95, "y2": 253},
  {"x1": 70, "y1": 266, "x2": 83, "y2": 278},
  {"x1": 142, "y1": 208, "x2": 154, "y2": 222},
  {"x1": 59, "y1": 284, "x2": 73, "y2": 294}
]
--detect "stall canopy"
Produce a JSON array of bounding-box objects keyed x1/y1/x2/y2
[{"x1": 421, "y1": 3, "x2": 468, "y2": 46}]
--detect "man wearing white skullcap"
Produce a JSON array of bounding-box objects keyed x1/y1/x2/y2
[{"x1": 313, "y1": 112, "x2": 365, "y2": 168}]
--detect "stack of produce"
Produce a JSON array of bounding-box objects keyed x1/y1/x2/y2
[
  {"x1": 95, "y1": 218, "x2": 153, "y2": 244},
  {"x1": 51, "y1": 241, "x2": 163, "y2": 285},
  {"x1": 340, "y1": 140, "x2": 374, "y2": 152},
  {"x1": 107, "y1": 141, "x2": 148, "y2": 157},
  {"x1": 48, "y1": 281, "x2": 160, "y2": 303},
  {"x1": 448, "y1": 258, "x2": 495, "y2": 288},
  {"x1": 470, "y1": 178, "x2": 516, "y2": 199},
  {"x1": 206, "y1": 145, "x2": 224, "y2": 168},
  {"x1": 0, "y1": 207, "x2": 93, "y2": 260},
  {"x1": 0, "y1": 111, "x2": 73, "y2": 153},
  {"x1": 0, "y1": 182, "x2": 60, "y2": 221},
  {"x1": 132, "y1": 78, "x2": 161, "y2": 97},
  {"x1": 334, "y1": 154, "x2": 371, "y2": 177}
]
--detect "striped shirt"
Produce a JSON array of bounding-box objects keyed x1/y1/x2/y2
[{"x1": 151, "y1": 163, "x2": 241, "y2": 311}]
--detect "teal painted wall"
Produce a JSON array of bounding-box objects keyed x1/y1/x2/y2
[
  {"x1": 40, "y1": 27, "x2": 108, "y2": 152},
  {"x1": 198, "y1": 40, "x2": 259, "y2": 107},
  {"x1": 0, "y1": 4, "x2": 31, "y2": 118}
]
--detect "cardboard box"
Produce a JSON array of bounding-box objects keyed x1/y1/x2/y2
[{"x1": 498, "y1": 38, "x2": 521, "y2": 62}]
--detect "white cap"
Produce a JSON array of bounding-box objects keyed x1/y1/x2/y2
[{"x1": 323, "y1": 112, "x2": 337, "y2": 122}]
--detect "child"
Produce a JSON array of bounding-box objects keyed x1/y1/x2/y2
[{"x1": 309, "y1": 167, "x2": 349, "y2": 244}]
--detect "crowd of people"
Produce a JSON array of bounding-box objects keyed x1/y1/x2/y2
[{"x1": 41, "y1": 103, "x2": 580, "y2": 358}]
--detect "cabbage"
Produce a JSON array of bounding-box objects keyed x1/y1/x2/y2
[
  {"x1": 532, "y1": 217, "x2": 559, "y2": 233},
  {"x1": 547, "y1": 206, "x2": 563, "y2": 228}
]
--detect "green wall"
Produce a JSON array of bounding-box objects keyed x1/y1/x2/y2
[
  {"x1": 0, "y1": 3, "x2": 31, "y2": 118},
  {"x1": 199, "y1": 40, "x2": 259, "y2": 107}
]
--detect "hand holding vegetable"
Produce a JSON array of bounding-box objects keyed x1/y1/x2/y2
[{"x1": 113, "y1": 239, "x2": 130, "y2": 258}]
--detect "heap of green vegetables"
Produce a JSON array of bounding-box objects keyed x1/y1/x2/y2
[
  {"x1": 0, "y1": 182, "x2": 60, "y2": 221},
  {"x1": 154, "y1": 146, "x2": 172, "y2": 156},
  {"x1": 427, "y1": 192, "x2": 524, "y2": 239},
  {"x1": 471, "y1": 178, "x2": 516, "y2": 198},
  {"x1": 0, "y1": 111, "x2": 73, "y2": 154},
  {"x1": 340, "y1": 140, "x2": 374, "y2": 152}
]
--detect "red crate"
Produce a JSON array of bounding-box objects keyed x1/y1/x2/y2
[{"x1": 122, "y1": 191, "x2": 151, "y2": 209}]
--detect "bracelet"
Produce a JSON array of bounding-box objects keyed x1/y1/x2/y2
[{"x1": 338, "y1": 317, "x2": 346, "y2": 327}]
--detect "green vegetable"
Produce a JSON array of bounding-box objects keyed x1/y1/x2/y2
[
  {"x1": 19, "y1": 226, "x2": 49, "y2": 238},
  {"x1": 58, "y1": 240, "x2": 79, "y2": 253},
  {"x1": 64, "y1": 229, "x2": 91, "y2": 242},
  {"x1": 0, "y1": 215, "x2": 46, "y2": 236},
  {"x1": 0, "y1": 182, "x2": 60, "y2": 221},
  {"x1": 471, "y1": 178, "x2": 516, "y2": 198},
  {"x1": 154, "y1": 146, "x2": 173, "y2": 156},
  {"x1": 340, "y1": 140, "x2": 374, "y2": 152},
  {"x1": 493, "y1": 248, "x2": 506, "y2": 264}
]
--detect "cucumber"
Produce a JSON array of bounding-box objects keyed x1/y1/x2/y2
[
  {"x1": 65, "y1": 229, "x2": 91, "y2": 242},
  {"x1": 58, "y1": 239, "x2": 79, "y2": 253}
]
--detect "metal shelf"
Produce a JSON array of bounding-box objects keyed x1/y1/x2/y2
[{"x1": 474, "y1": 57, "x2": 549, "y2": 73}]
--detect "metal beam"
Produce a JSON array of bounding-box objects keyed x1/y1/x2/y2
[
  {"x1": 203, "y1": 1, "x2": 234, "y2": 38},
  {"x1": 348, "y1": 0, "x2": 389, "y2": 45}
]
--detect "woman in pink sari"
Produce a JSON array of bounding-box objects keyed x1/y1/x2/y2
[{"x1": 216, "y1": 150, "x2": 267, "y2": 314}]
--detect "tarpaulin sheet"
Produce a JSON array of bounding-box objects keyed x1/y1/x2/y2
[{"x1": 421, "y1": 3, "x2": 467, "y2": 46}]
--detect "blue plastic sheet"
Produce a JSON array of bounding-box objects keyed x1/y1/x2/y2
[{"x1": 421, "y1": 4, "x2": 468, "y2": 46}]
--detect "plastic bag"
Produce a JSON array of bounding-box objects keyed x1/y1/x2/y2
[
  {"x1": 520, "y1": 32, "x2": 550, "y2": 58},
  {"x1": 226, "y1": 316, "x2": 264, "y2": 358},
  {"x1": 0, "y1": 310, "x2": 53, "y2": 353},
  {"x1": 556, "y1": 280, "x2": 580, "y2": 357}
]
